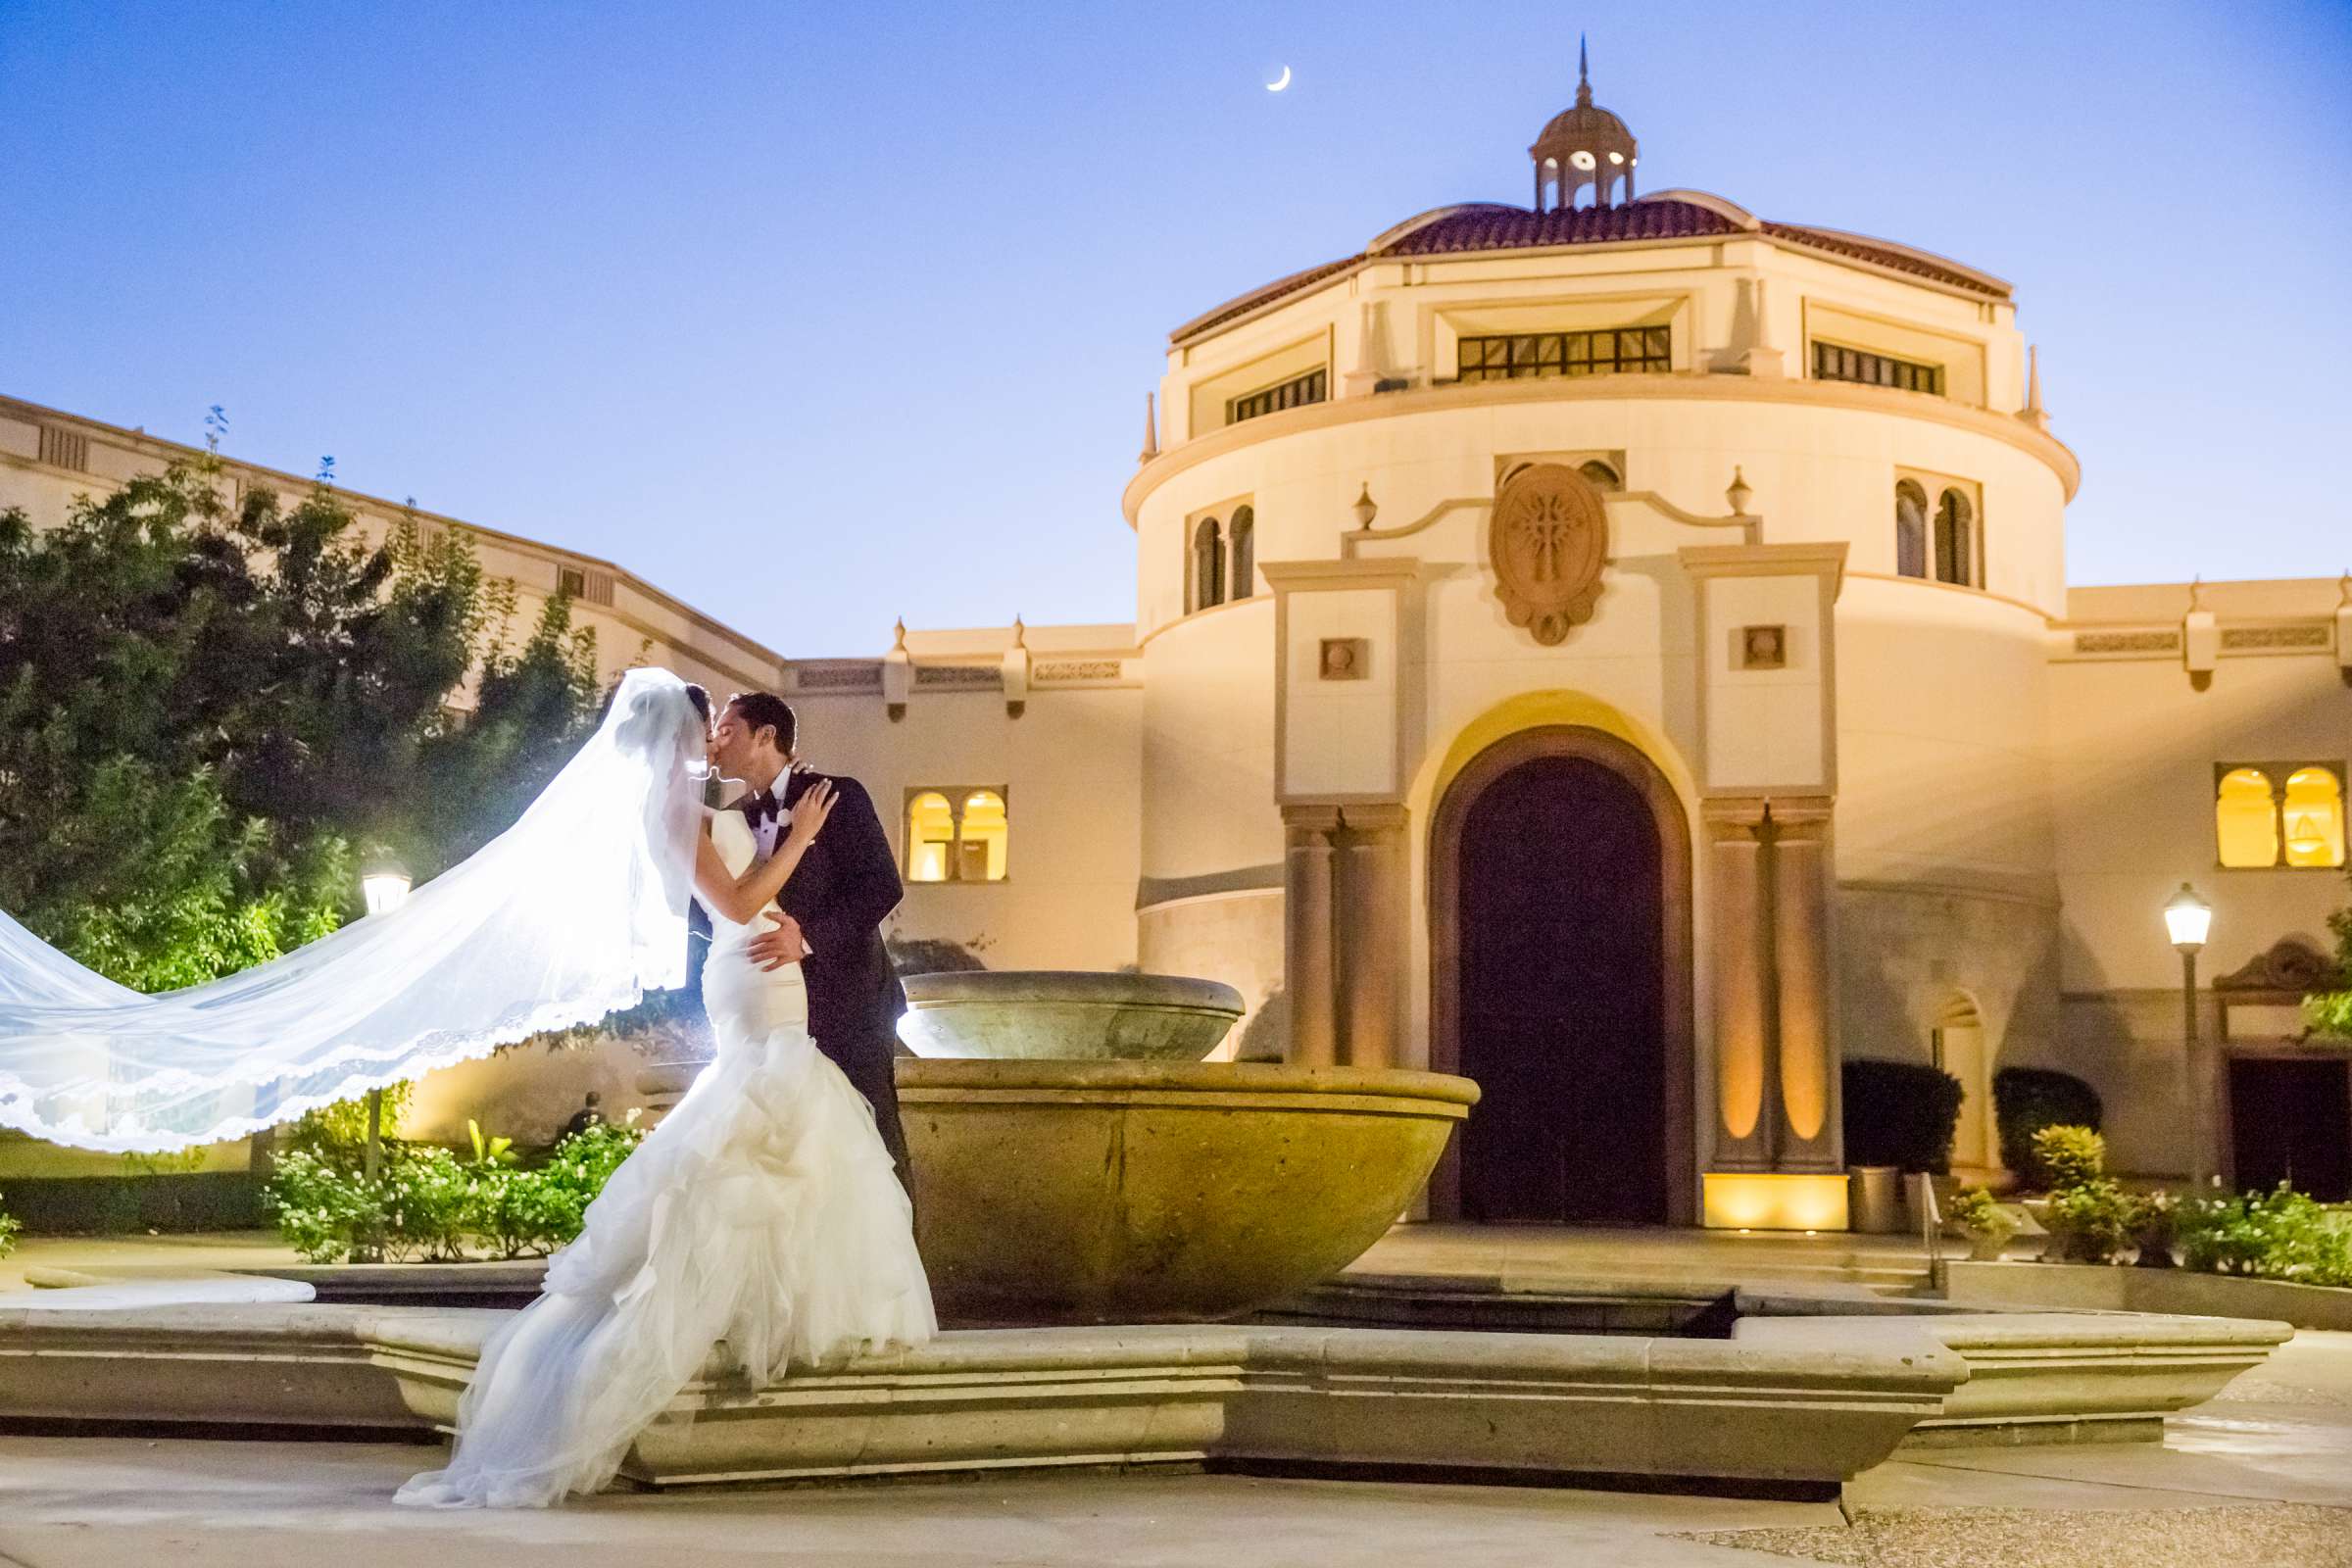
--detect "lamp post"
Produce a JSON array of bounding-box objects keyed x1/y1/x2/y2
[
  {"x1": 357, "y1": 855, "x2": 411, "y2": 1260},
  {"x1": 2164, "y1": 883, "x2": 2213, "y2": 1187}
]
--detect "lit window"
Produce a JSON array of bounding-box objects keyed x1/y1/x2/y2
[
  {"x1": 906, "y1": 787, "x2": 1009, "y2": 883},
  {"x1": 1456, "y1": 328, "x2": 1670, "y2": 381},
  {"x1": 1191, "y1": 516, "x2": 1225, "y2": 612},
  {"x1": 1228, "y1": 507, "x2": 1254, "y2": 600},
  {"x1": 2282, "y1": 767, "x2": 2347, "y2": 869},
  {"x1": 958, "y1": 790, "x2": 1008, "y2": 881},
  {"x1": 1894, "y1": 481, "x2": 1929, "y2": 579},
  {"x1": 906, "y1": 791, "x2": 956, "y2": 883},
  {"x1": 1934, "y1": 489, "x2": 1974, "y2": 587}
]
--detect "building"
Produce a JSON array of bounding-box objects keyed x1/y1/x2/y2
[{"x1": 6, "y1": 66, "x2": 2347, "y2": 1221}]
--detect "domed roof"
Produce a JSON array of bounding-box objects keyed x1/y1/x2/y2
[{"x1": 1539, "y1": 99, "x2": 1632, "y2": 145}]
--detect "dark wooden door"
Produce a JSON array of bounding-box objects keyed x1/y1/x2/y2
[
  {"x1": 1456, "y1": 754, "x2": 1667, "y2": 1224},
  {"x1": 2229, "y1": 1056, "x2": 2351, "y2": 1200}
]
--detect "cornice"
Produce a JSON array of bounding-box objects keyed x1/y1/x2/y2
[{"x1": 1123, "y1": 374, "x2": 2082, "y2": 527}]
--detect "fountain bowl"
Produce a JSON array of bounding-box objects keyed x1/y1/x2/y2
[
  {"x1": 898, "y1": 970, "x2": 1243, "y2": 1061},
  {"x1": 898, "y1": 1057, "x2": 1478, "y2": 1324}
]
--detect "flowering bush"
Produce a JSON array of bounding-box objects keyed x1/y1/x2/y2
[
  {"x1": 2178, "y1": 1185, "x2": 2352, "y2": 1288},
  {"x1": 1948, "y1": 1186, "x2": 2016, "y2": 1248},
  {"x1": 263, "y1": 1116, "x2": 646, "y2": 1264}
]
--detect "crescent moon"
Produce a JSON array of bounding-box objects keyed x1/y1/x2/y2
[{"x1": 1266, "y1": 66, "x2": 1292, "y2": 92}]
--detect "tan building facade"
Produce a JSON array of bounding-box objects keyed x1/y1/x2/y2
[{"x1": 7, "y1": 76, "x2": 2347, "y2": 1220}]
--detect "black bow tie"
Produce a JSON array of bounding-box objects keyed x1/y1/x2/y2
[{"x1": 747, "y1": 789, "x2": 779, "y2": 820}]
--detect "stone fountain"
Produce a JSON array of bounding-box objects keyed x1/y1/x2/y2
[{"x1": 895, "y1": 970, "x2": 1478, "y2": 1324}]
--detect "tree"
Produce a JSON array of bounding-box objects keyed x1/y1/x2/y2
[
  {"x1": 2308, "y1": 868, "x2": 2352, "y2": 1039},
  {"x1": 0, "y1": 453, "x2": 605, "y2": 989}
]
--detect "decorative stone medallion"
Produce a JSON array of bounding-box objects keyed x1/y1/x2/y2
[{"x1": 1490, "y1": 463, "x2": 1607, "y2": 646}]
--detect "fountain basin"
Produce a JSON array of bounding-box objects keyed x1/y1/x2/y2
[
  {"x1": 898, "y1": 1058, "x2": 1477, "y2": 1324},
  {"x1": 898, "y1": 970, "x2": 1243, "y2": 1061}
]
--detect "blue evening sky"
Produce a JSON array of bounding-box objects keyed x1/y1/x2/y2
[{"x1": 3, "y1": 1, "x2": 2347, "y2": 657}]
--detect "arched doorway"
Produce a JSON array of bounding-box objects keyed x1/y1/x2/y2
[
  {"x1": 1429, "y1": 727, "x2": 1694, "y2": 1225},
  {"x1": 1932, "y1": 994, "x2": 1993, "y2": 1178}
]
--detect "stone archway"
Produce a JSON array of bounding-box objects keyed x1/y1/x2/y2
[{"x1": 1428, "y1": 726, "x2": 1695, "y2": 1225}]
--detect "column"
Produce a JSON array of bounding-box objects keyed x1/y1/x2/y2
[
  {"x1": 1336, "y1": 804, "x2": 1408, "y2": 1070},
  {"x1": 1283, "y1": 806, "x2": 1341, "y2": 1068},
  {"x1": 1768, "y1": 801, "x2": 1840, "y2": 1172},
  {"x1": 1703, "y1": 800, "x2": 1772, "y2": 1169}
]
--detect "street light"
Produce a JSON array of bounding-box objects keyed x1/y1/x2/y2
[
  {"x1": 2165, "y1": 883, "x2": 2213, "y2": 1187},
  {"x1": 357, "y1": 854, "x2": 412, "y2": 1258}
]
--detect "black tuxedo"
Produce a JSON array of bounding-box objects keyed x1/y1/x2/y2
[{"x1": 746, "y1": 770, "x2": 912, "y2": 1179}]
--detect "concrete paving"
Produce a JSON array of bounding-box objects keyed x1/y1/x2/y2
[{"x1": 0, "y1": 1333, "x2": 2342, "y2": 1566}]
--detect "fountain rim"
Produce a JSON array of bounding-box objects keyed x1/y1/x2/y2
[
  {"x1": 894, "y1": 1056, "x2": 1480, "y2": 1108},
  {"x1": 900, "y1": 969, "x2": 1245, "y2": 1012}
]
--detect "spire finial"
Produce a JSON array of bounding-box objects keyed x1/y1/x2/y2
[
  {"x1": 1011, "y1": 614, "x2": 1027, "y2": 648},
  {"x1": 892, "y1": 616, "x2": 908, "y2": 652},
  {"x1": 1139, "y1": 391, "x2": 1159, "y2": 465},
  {"x1": 1577, "y1": 35, "x2": 1592, "y2": 105},
  {"x1": 2338, "y1": 570, "x2": 2350, "y2": 608},
  {"x1": 2188, "y1": 575, "x2": 2206, "y2": 612}
]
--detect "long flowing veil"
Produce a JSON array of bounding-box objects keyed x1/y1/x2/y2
[{"x1": 0, "y1": 666, "x2": 708, "y2": 1152}]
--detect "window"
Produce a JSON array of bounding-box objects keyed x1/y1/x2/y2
[
  {"x1": 1813, "y1": 342, "x2": 1944, "y2": 395},
  {"x1": 1228, "y1": 368, "x2": 1327, "y2": 424},
  {"x1": 1894, "y1": 480, "x2": 1929, "y2": 579},
  {"x1": 557, "y1": 565, "x2": 587, "y2": 599},
  {"x1": 2216, "y1": 763, "x2": 2347, "y2": 869},
  {"x1": 1191, "y1": 515, "x2": 1225, "y2": 612},
  {"x1": 1577, "y1": 460, "x2": 1622, "y2": 492},
  {"x1": 1933, "y1": 488, "x2": 1974, "y2": 587},
  {"x1": 1456, "y1": 327, "x2": 1671, "y2": 382},
  {"x1": 906, "y1": 788, "x2": 1008, "y2": 882},
  {"x1": 1228, "y1": 507, "x2": 1254, "y2": 600}
]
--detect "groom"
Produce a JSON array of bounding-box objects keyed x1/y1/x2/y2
[{"x1": 713, "y1": 691, "x2": 913, "y2": 1183}]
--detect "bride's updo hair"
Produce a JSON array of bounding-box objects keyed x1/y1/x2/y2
[{"x1": 681, "y1": 684, "x2": 711, "y2": 725}]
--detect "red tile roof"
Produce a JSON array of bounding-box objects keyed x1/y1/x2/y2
[{"x1": 1169, "y1": 197, "x2": 2009, "y2": 344}]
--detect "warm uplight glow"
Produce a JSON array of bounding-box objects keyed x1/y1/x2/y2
[
  {"x1": 2282, "y1": 767, "x2": 2346, "y2": 868},
  {"x1": 1701, "y1": 1173, "x2": 1849, "y2": 1232},
  {"x1": 906, "y1": 792, "x2": 955, "y2": 883},
  {"x1": 2216, "y1": 767, "x2": 2278, "y2": 867},
  {"x1": 2164, "y1": 883, "x2": 2212, "y2": 952}
]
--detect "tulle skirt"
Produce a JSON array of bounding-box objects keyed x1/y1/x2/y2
[{"x1": 394, "y1": 1024, "x2": 936, "y2": 1508}]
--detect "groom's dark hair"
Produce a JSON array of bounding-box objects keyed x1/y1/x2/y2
[{"x1": 726, "y1": 691, "x2": 797, "y2": 757}]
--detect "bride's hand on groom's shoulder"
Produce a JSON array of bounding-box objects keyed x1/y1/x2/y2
[{"x1": 787, "y1": 778, "x2": 836, "y2": 844}]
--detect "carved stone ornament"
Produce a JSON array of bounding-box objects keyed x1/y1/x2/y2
[
  {"x1": 2214, "y1": 936, "x2": 2335, "y2": 994},
  {"x1": 1489, "y1": 463, "x2": 1608, "y2": 646}
]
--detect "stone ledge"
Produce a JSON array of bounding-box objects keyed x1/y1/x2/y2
[
  {"x1": 0, "y1": 1306, "x2": 1959, "y2": 1496},
  {"x1": 1944, "y1": 1260, "x2": 2352, "y2": 1332}
]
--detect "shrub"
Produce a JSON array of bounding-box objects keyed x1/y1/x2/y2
[
  {"x1": 1948, "y1": 1185, "x2": 2017, "y2": 1247},
  {"x1": 1840, "y1": 1058, "x2": 1965, "y2": 1173},
  {"x1": 2031, "y1": 1125, "x2": 2107, "y2": 1192},
  {"x1": 0, "y1": 1192, "x2": 19, "y2": 1260},
  {"x1": 2178, "y1": 1185, "x2": 2352, "y2": 1288},
  {"x1": 2043, "y1": 1179, "x2": 2134, "y2": 1264},
  {"x1": 261, "y1": 1116, "x2": 645, "y2": 1264},
  {"x1": 1994, "y1": 1068, "x2": 2102, "y2": 1184}
]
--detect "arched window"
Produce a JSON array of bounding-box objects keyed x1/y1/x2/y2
[
  {"x1": 906, "y1": 791, "x2": 956, "y2": 883},
  {"x1": 2282, "y1": 767, "x2": 2347, "y2": 868},
  {"x1": 2216, "y1": 768, "x2": 2279, "y2": 868},
  {"x1": 1228, "y1": 507, "x2": 1254, "y2": 601},
  {"x1": 1894, "y1": 481, "x2": 1929, "y2": 579},
  {"x1": 958, "y1": 789, "x2": 1009, "y2": 881},
  {"x1": 1191, "y1": 516, "x2": 1224, "y2": 612},
  {"x1": 1934, "y1": 488, "x2": 1974, "y2": 586},
  {"x1": 1578, "y1": 460, "x2": 1622, "y2": 492}
]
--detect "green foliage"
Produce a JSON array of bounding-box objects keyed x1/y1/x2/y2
[
  {"x1": 1993, "y1": 1067, "x2": 2103, "y2": 1184},
  {"x1": 2031, "y1": 1124, "x2": 2108, "y2": 1192},
  {"x1": 281, "y1": 1083, "x2": 415, "y2": 1154},
  {"x1": 2178, "y1": 1185, "x2": 2352, "y2": 1288},
  {"x1": 0, "y1": 1191, "x2": 18, "y2": 1260},
  {"x1": 2307, "y1": 875, "x2": 2352, "y2": 1038},
  {"x1": 2043, "y1": 1178, "x2": 2135, "y2": 1264},
  {"x1": 1839, "y1": 1058, "x2": 1966, "y2": 1173},
  {"x1": 1948, "y1": 1185, "x2": 2016, "y2": 1245},
  {"x1": 260, "y1": 1117, "x2": 646, "y2": 1264},
  {"x1": 0, "y1": 455, "x2": 605, "y2": 990}
]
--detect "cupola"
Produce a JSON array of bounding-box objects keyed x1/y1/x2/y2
[{"x1": 1530, "y1": 40, "x2": 1638, "y2": 212}]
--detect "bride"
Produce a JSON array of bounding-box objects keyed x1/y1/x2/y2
[
  {"x1": 0, "y1": 667, "x2": 934, "y2": 1508},
  {"x1": 396, "y1": 680, "x2": 936, "y2": 1507}
]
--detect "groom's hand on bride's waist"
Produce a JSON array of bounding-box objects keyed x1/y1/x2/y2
[{"x1": 748, "y1": 911, "x2": 808, "y2": 971}]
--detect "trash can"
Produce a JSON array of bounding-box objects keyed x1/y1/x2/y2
[{"x1": 1847, "y1": 1164, "x2": 1905, "y2": 1234}]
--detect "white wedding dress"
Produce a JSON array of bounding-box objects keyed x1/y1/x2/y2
[{"x1": 395, "y1": 807, "x2": 936, "y2": 1508}]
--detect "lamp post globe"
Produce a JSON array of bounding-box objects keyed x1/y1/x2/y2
[{"x1": 2164, "y1": 882, "x2": 2212, "y2": 953}]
